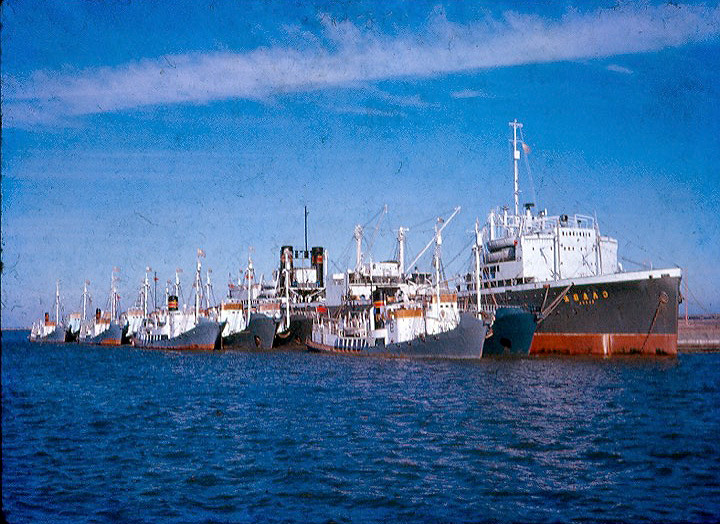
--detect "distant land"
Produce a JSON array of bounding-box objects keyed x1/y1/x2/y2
[{"x1": 678, "y1": 314, "x2": 720, "y2": 351}]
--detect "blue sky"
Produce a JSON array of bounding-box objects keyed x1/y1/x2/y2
[{"x1": 2, "y1": 1, "x2": 719, "y2": 327}]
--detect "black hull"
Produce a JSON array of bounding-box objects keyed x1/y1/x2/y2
[
  {"x1": 120, "y1": 324, "x2": 132, "y2": 345},
  {"x1": 223, "y1": 314, "x2": 276, "y2": 350},
  {"x1": 483, "y1": 307, "x2": 537, "y2": 356},
  {"x1": 274, "y1": 314, "x2": 313, "y2": 347},
  {"x1": 481, "y1": 271, "x2": 681, "y2": 355}
]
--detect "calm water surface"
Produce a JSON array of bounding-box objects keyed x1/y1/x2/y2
[{"x1": 2, "y1": 330, "x2": 719, "y2": 523}]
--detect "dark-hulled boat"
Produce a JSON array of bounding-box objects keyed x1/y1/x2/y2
[
  {"x1": 482, "y1": 306, "x2": 537, "y2": 356},
  {"x1": 134, "y1": 317, "x2": 223, "y2": 350},
  {"x1": 462, "y1": 120, "x2": 681, "y2": 355},
  {"x1": 223, "y1": 312, "x2": 277, "y2": 350},
  {"x1": 133, "y1": 254, "x2": 223, "y2": 350},
  {"x1": 83, "y1": 322, "x2": 124, "y2": 346},
  {"x1": 307, "y1": 305, "x2": 487, "y2": 359}
]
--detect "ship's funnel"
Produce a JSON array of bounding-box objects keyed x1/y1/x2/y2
[{"x1": 311, "y1": 247, "x2": 324, "y2": 287}]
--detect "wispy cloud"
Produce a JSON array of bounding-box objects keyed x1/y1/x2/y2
[
  {"x1": 606, "y1": 63, "x2": 634, "y2": 74},
  {"x1": 333, "y1": 106, "x2": 405, "y2": 118},
  {"x1": 450, "y1": 89, "x2": 493, "y2": 99},
  {"x1": 4, "y1": 3, "x2": 720, "y2": 127},
  {"x1": 375, "y1": 91, "x2": 430, "y2": 108}
]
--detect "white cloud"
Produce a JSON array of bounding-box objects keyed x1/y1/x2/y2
[
  {"x1": 333, "y1": 106, "x2": 404, "y2": 117},
  {"x1": 4, "y1": 3, "x2": 720, "y2": 127},
  {"x1": 450, "y1": 89, "x2": 492, "y2": 99},
  {"x1": 606, "y1": 64, "x2": 634, "y2": 74}
]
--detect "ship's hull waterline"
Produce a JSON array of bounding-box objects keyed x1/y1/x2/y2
[
  {"x1": 134, "y1": 321, "x2": 223, "y2": 351},
  {"x1": 480, "y1": 270, "x2": 681, "y2": 355},
  {"x1": 482, "y1": 307, "x2": 537, "y2": 356},
  {"x1": 307, "y1": 313, "x2": 487, "y2": 359},
  {"x1": 223, "y1": 314, "x2": 277, "y2": 350},
  {"x1": 274, "y1": 314, "x2": 314, "y2": 347},
  {"x1": 81, "y1": 323, "x2": 124, "y2": 346},
  {"x1": 29, "y1": 326, "x2": 71, "y2": 344}
]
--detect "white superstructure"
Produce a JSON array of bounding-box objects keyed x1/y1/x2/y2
[{"x1": 472, "y1": 120, "x2": 621, "y2": 292}]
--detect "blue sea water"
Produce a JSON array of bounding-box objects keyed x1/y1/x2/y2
[{"x1": 2, "y1": 330, "x2": 719, "y2": 523}]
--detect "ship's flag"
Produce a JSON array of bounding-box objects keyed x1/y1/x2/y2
[
  {"x1": 522, "y1": 142, "x2": 531, "y2": 154},
  {"x1": 197, "y1": 248, "x2": 206, "y2": 258}
]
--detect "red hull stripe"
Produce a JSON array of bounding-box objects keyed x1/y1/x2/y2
[
  {"x1": 100, "y1": 339, "x2": 122, "y2": 346},
  {"x1": 530, "y1": 333, "x2": 677, "y2": 356}
]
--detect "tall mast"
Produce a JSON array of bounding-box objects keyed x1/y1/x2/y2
[
  {"x1": 283, "y1": 247, "x2": 291, "y2": 328},
  {"x1": 509, "y1": 119, "x2": 523, "y2": 217},
  {"x1": 143, "y1": 267, "x2": 151, "y2": 317},
  {"x1": 354, "y1": 225, "x2": 363, "y2": 271},
  {"x1": 205, "y1": 269, "x2": 213, "y2": 310},
  {"x1": 397, "y1": 227, "x2": 408, "y2": 275},
  {"x1": 55, "y1": 280, "x2": 61, "y2": 325},
  {"x1": 434, "y1": 218, "x2": 443, "y2": 307},
  {"x1": 110, "y1": 269, "x2": 119, "y2": 321},
  {"x1": 304, "y1": 206, "x2": 309, "y2": 254},
  {"x1": 195, "y1": 254, "x2": 202, "y2": 321},
  {"x1": 82, "y1": 280, "x2": 89, "y2": 323},
  {"x1": 174, "y1": 269, "x2": 182, "y2": 298},
  {"x1": 247, "y1": 253, "x2": 254, "y2": 318},
  {"x1": 474, "y1": 220, "x2": 482, "y2": 314},
  {"x1": 153, "y1": 271, "x2": 158, "y2": 311}
]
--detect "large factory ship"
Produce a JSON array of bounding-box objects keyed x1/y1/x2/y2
[{"x1": 463, "y1": 120, "x2": 681, "y2": 355}]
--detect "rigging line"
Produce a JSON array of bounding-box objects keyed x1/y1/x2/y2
[
  {"x1": 361, "y1": 205, "x2": 385, "y2": 230},
  {"x1": 330, "y1": 258, "x2": 345, "y2": 274},
  {"x1": 407, "y1": 208, "x2": 459, "y2": 231},
  {"x1": 335, "y1": 234, "x2": 355, "y2": 270},
  {"x1": 404, "y1": 238, "x2": 416, "y2": 270},
  {"x1": 460, "y1": 251, "x2": 476, "y2": 275},
  {"x1": 408, "y1": 215, "x2": 437, "y2": 230},
  {"x1": 685, "y1": 283, "x2": 711, "y2": 314},
  {"x1": 366, "y1": 206, "x2": 388, "y2": 257},
  {"x1": 444, "y1": 237, "x2": 476, "y2": 274},
  {"x1": 519, "y1": 127, "x2": 538, "y2": 206},
  {"x1": 621, "y1": 238, "x2": 681, "y2": 270}
]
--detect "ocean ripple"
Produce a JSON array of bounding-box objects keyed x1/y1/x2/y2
[{"x1": 2, "y1": 331, "x2": 719, "y2": 523}]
